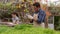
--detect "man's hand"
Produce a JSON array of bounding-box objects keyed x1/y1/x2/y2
[
  {"x1": 33, "y1": 14, "x2": 38, "y2": 21},
  {"x1": 26, "y1": 15, "x2": 33, "y2": 19}
]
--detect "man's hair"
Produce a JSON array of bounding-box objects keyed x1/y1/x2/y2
[{"x1": 33, "y1": 2, "x2": 40, "y2": 8}]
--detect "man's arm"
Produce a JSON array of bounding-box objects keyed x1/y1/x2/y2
[{"x1": 37, "y1": 11, "x2": 46, "y2": 23}]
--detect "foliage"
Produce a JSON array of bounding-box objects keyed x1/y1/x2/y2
[
  {"x1": 0, "y1": 24, "x2": 60, "y2": 34},
  {"x1": 0, "y1": 2, "x2": 17, "y2": 18},
  {"x1": 54, "y1": 16, "x2": 60, "y2": 30},
  {"x1": 0, "y1": 0, "x2": 33, "y2": 22}
]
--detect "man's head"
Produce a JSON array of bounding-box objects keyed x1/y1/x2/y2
[
  {"x1": 33, "y1": 2, "x2": 41, "y2": 12},
  {"x1": 11, "y1": 12, "x2": 18, "y2": 18}
]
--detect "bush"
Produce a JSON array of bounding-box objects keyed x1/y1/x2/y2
[
  {"x1": 54, "y1": 16, "x2": 60, "y2": 30},
  {"x1": 14, "y1": 24, "x2": 32, "y2": 30},
  {"x1": 0, "y1": 24, "x2": 60, "y2": 34},
  {"x1": 0, "y1": 2, "x2": 16, "y2": 19}
]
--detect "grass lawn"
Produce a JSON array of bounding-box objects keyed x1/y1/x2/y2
[{"x1": 0, "y1": 24, "x2": 60, "y2": 34}]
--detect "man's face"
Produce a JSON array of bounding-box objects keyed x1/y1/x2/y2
[{"x1": 33, "y1": 6, "x2": 39, "y2": 12}]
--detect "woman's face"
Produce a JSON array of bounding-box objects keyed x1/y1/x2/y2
[{"x1": 12, "y1": 14, "x2": 16, "y2": 18}]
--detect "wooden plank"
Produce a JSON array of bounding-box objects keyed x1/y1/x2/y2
[{"x1": 0, "y1": 22, "x2": 16, "y2": 27}]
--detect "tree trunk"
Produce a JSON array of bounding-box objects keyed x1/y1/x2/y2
[{"x1": 45, "y1": 16, "x2": 48, "y2": 28}]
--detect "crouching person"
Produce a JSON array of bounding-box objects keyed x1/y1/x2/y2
[{"x1": 11, "y1": 12, "x2": 21, "y2": 25}]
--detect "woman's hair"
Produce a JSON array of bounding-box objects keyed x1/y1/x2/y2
[{"x1": 12, "y1": 12, "x2": 18, "y2": 17}]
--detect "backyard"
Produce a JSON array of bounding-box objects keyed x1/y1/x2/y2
[{"x1": 0, "y1": 0, "x2": 60, "y2": 34}]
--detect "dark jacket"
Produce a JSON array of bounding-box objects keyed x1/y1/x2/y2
[
  {"x1": 30, "y1": 9, "x2": 46, "y2": 23},
  {"x1": 37, "y1": 9, "x2": 46, "y2": 23}
]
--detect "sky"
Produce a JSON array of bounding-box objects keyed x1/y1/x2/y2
[
  {"x1": 41, "y1": 0, "x2": 60, "y2": 5},
  {"x1": 41, "y1": 0, "x2": 59, "y2": 3},
  {"x1": 48, "y1": 0, "x2": 59, "y2": 2}
]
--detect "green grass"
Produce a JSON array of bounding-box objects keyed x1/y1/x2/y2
[{"x1": 0, "y1": 24, "x2": 60, "y2": 34}]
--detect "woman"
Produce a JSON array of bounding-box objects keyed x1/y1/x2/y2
[{"x1": 11, "y1": 12, "x2": 20, "y2": 24}]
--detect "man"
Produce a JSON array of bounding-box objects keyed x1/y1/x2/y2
[{"x1": 32, "y1": 2, "x2": 46, "y2": 27}]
